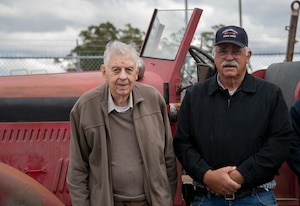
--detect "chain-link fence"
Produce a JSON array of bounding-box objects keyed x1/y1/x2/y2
[
  {"x1": 0, "y1": 55, "x2": 103, "y2": 76},
  {"x1": 250, "y1": 51, "x2": 300, "y2": 71},
  {"x1": 1, "y1": 51, "x2": 300, "y2": 76}
]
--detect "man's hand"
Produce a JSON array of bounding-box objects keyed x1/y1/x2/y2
[
  {"x1": 203, "y1": 166, "x2": 241, "y2": 196},
  {"x1": 229, "y1": 169, "x2": 244, "y2": 185}
]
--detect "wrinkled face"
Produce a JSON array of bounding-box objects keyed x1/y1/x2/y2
[
  {"x1": 102, "y1": 53, "x2": 138, "y2": 99},
  {"x1": 214, "y1": 43, "x2": 251, "y2": 79}
]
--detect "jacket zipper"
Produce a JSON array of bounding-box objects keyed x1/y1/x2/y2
[
  {"x1": 227, "y1": 97, "x2": 231, "y2": 108},
  {"x1": 227, "y1": 88, "x2": 241, "y2": 108}
]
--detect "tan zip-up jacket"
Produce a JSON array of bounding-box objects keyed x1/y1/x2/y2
[{"x1": 67, "y1": 82, "x2": 177, "y2": 206}]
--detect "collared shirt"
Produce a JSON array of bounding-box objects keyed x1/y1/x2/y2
[
  {"x1": 217, "y1": 73, "x2": 236, "y2": 96},
  {"x1": 108, "y1": 89, "x2": 133, "y2": 113}
]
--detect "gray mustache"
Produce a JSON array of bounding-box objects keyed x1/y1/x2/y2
[{"x1": 221, "y1": 61, "x2": 238, "y2": 67}]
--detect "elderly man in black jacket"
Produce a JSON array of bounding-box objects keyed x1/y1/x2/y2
[{"x1": 173, "y1": 25, "x2": 293, "y2": 206}]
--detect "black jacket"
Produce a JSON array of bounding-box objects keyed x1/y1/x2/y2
[
  {"x1": 287, "y1": 98, "x2": 300, "y2": 185},
  {"x1": 173, "y1": 73, "x2": 292, "y2": 188}
]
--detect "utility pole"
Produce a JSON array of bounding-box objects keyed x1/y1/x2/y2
[
  {"x1": 239, "y1": 0, "x2": 242, "y2": 27},
  {"x1": 285, "y1": 0, "x2": 300, "y2": 62},
  {"x1": 185, "y1": 0, "x2": 188, "y2": 26}
]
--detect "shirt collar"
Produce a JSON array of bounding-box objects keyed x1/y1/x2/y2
[
  {"x1": 217, "y1": 73, "x2": 236, "y2": 95},
  {"x1": 108, "y1": 89, "x2": 133, "y2": 113},
  {"x1": 209, "y1": 73, "x2": 256, "y2": 96}
]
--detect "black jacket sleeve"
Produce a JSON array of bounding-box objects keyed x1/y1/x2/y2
[{"x1": 287, "y1": 98, "x2": 300, "y2": 185}]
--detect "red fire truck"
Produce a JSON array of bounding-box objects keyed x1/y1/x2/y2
[{"x1": 0, "y1": 6, "x2": 300, "y2": 206}]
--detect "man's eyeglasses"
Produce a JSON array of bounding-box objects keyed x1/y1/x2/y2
[{"x1": 216, "y1": 48, "x2": 243, "y2": 59}]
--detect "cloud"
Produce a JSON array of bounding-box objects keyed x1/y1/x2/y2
[{"x1": 0, "y1": 0, "x2": 299, "y2": 55}]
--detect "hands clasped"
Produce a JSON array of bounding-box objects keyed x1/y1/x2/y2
[{"x1": 203, "y1": 166, "x2": 244, "y2": 196}]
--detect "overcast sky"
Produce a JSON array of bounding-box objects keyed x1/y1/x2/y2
[{"x1": 0, "y1": 0, "x2": 299, "y2": 55}]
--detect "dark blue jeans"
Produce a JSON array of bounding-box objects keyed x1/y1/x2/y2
[{"x1": 193, "y1": 190, "x2": 278, "y2": 206}]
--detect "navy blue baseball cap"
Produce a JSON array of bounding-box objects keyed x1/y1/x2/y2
[{"x1": 214, "y1": 25, "x2": 248, "y2": 47}]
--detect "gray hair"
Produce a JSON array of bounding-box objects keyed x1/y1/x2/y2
[{"x1": 103, "y1": 40, "x2": 140, "y2": 67}]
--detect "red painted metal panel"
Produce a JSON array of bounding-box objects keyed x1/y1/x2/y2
[
  {"x1": 0, "y1": 162, "x2": 64, "y2": 206},
  {"x1": 0, "y1": 122, "x2": 71, "y2": 205},
  {"x1": 0, "y1": 71, "x2": 103, "y2": 98},
  {"x1": 0, "y1": 70, "x2": 165, "y2": 98},
  {"x1": 252, "y1": 69, "x2": 266, "y2": 79},
  {"x1": 274, "y1": 163, "x2": 299, "y2": 205}
]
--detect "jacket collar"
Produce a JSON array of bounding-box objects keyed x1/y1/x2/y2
[
  {"x1": 102, "y1": 82, "x2": 144, "y2": 112},
  {"x1": 208, "y1": 72, "x2": 256, "y2": 96},
  {"x1": 132, "y1": 82, "x2": 145, "y2": 107}
]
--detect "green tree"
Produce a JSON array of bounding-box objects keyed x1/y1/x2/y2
[
  {"x1": 119, "y1": 23, "x2": 145, "y2": 47},
  {"x1": 67, "y1": 22, "x2": 145, "y2": 71},
  {"x1": 73, "y1": 22, "x2": 119, "y2": 56},
  {"x1": 200, "y1": 24, "x2": 225, "y2": 53}
]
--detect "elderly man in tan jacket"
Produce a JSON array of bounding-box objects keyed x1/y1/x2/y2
[{"x1": 67, "y1": 40, "x2": 177, "y2": 206}]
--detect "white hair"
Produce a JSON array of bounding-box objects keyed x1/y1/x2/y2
[{"x1": 103, "y1": 40, "x2": 140, "y2": 67}]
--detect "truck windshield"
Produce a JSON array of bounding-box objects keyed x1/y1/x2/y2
[{"x1": 141, "y1": 9, "x2": 193, "y2": 60}]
